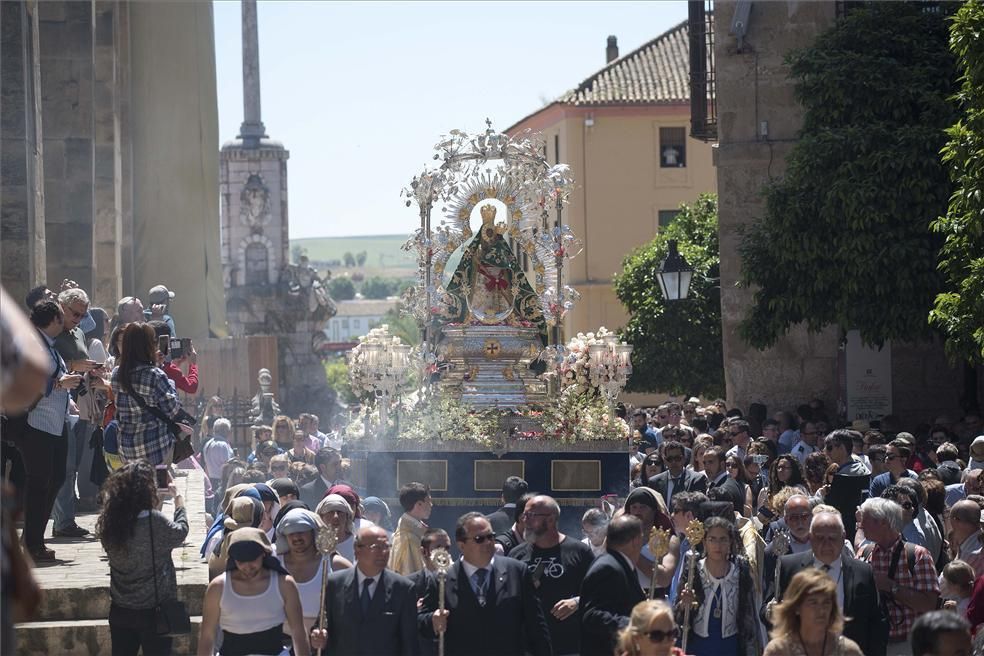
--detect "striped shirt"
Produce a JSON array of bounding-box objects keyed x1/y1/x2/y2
[
  {"x1": 27, "y1": 330, "x2": 69, "y2": 437},
  {"x1": 111, "y1": 364, "x2": 180, "y2": 465}
]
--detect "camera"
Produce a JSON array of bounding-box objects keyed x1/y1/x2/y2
[
  {"x1": 168, "y1": 337, "x2": 192, "y2": 360},
  {"x1": 155, "y1": 466, "x2": 169, "y2": 490},
  {"x1": 750, "y1": 454, "x2": 769, "y2": 466}
]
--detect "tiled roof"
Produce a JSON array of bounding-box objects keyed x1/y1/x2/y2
[
  {"x1": 333, "y1": 299, "x2": 399, "y2": 318},
  {"x1": 559, "y1": 20, "x2": 691, "y2": 106}
]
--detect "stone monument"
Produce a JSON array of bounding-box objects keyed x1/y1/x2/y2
[{"x1": 220, "y1": 0, "x2": 336, "y2": 418}]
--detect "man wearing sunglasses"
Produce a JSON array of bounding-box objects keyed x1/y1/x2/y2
[
  {"x1": 648, "y1": 440, "x2": 706, "y2": 508},
  {"x1": 51, "y1": 286, "x2": 102, "y2": 538},
  {"x1": 869, "y1": 440, "x2": 917, "y2": 500},
  {"x1": 421, "y1": 512, "x2": 551, "y2": 656}
]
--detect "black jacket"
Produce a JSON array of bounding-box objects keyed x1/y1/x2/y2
[
  {"x1": 579, "y1": 550, "x2": 645, "y2": 656},
  {"x1": 418, "y1": 556, "x2": 552, "y2": 656},
  {"x1": 321, "y1": 567, "x2": 419, "y2": 656},
  {"x1": 485, "y1": 506, "x2": 514, "y2": 535},
  {"x1": 776, "y1": 551, "x2": 888, "y2": 656},
  {"x1": 647, "y1": 469, "x2": 708, "y2": 507}
]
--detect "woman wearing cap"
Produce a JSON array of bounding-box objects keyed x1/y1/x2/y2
[
  {"x1": 197, "y1": 528, "x2": 309, "y2": 656},
  {"x1": 316, "y1": 494, "x2": 357, "y2": 563},
  {"x1": 275, "y1": 508, "x2": 352, "y2": 639}
]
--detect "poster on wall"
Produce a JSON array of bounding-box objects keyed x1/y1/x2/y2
[{"x1": 845, "y1": 330, "x2": 892, "y2": 421}]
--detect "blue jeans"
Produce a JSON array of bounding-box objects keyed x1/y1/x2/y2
[{"x1": 52, "y1": 418, "x2": 89, "y2": 530}]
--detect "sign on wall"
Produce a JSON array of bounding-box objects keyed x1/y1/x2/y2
[{"x1": 845, "y1": 330, "x2": 892, "y2": 421}]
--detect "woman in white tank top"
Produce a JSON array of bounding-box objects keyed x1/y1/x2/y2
[
  {"x1": 197, "y1": 528, "x2": 309, "y2": 656},
  {"x1": 274, "y1": 509, "x2": 352, "y2": 636}
]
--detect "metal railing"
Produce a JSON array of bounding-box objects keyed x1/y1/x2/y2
[{"x1": 689, "y1": 0, "x2": 717, "y2": 142}]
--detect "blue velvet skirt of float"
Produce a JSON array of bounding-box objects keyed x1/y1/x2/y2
[{"x1": 683, "y1": 590, "x2": 738, "y2": 656}]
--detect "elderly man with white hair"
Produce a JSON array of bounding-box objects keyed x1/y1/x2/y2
[
  {"x1": 202, "y1": 417, "x2": 235, "y2": 488},
  {"x1": 857, "y1": 497, "x2": 940, "y2": 656},
  {"x1": 773, "y1": 511, "x2": 889, "y2": 656}
]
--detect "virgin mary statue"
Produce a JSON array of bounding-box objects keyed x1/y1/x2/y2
[{"x1": 439, "y1": 204, "x2": 545, "y2": 337}]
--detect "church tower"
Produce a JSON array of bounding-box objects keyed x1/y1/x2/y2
[{"x1": 219, "y1": 0, "x2": 289, "y2": 335}]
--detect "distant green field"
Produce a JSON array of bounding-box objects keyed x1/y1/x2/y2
[{"x1": 292, "y1": 235, "x2": 415, "y2": 270}]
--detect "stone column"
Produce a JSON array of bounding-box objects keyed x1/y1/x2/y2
[
  {"x1": 1, "y1": 1, "x2": 47, "y2": 304},
  {"x1": 238, "y1": 0, "x2": 266, "y2": 147}
]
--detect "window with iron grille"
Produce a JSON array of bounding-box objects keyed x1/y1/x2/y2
[
  {"x1": 660, "y1": 128, "x2": 687, "y2": 168},
  {"x1": 688, "y1": 1, "x2": 717, "y2": 141}
]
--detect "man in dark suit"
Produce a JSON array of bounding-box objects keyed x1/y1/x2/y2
[
  {"x1": 484, "y1": 476, "x2": 528, "y2": 534},
  {"x1": 703, "y1": 446, "x2": 745, "y2": 515},
  {"x1": 775, "y1": 510, "x2": 888, "y2": 656},
  {"x1": 579, "y1": 514, "x2": 646, "y2": 656},
  {"x1": 300, "y1": 447, "x2": 341, "y2": 509},
  {"x1": 420, "y1": 512, "x2": 551, "y2": 656},
  {"x1": 647, "y1": 440, "x2": 707, "y2": 507},
  {"x1": 407, "y1": 528, "x2": 452, "y2": 656},
  {"x1": 310, "y1": 525, "x2": 419, "y2": 656}
]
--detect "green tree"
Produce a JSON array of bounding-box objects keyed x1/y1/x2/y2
[
  {"x1": 373, "y1": 308, "x2": 421, "y2": 346},
  {"x1": 930, "y1": 0, "x2": 984, "y2": 364},
  {"x1": 614, "y1": 194, "x2": 723, "y2": 397},
  {"x1": 738, "y1": 3, "x2": 958, "y2": 349},
  {"x1": 356, "y1": 251, "x2": 368, "y2": 267},
  {"x1": 343, "y1": 251, "x2": 355, "y2": 267},
  {"x1": 324, "y1": 357, "x2": 359, "y2": 405},
  {"x1": 361, "y1": 276, "x2": 396, "y2": 299},
  {"x1": 328, "y1": 276, "x2": 356, "y2": 301}
]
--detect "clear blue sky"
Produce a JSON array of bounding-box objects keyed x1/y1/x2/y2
[{"x1": 214, "y1": 1, "x2": 688, "y2": 239}]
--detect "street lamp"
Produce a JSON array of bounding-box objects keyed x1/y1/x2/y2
[{"x1": 656, "y1": 240, "x2": 694, "y2": 301}]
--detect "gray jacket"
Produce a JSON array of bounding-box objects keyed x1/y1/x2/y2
[{"x1": 104, "y1": 507, "x2": 188, "y2": 609}]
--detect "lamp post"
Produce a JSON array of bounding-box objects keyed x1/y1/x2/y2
[
  {"x1": 587, "y1": 337, "x2": 634, "y2": 420},
  {"x1": 656, "y1": 240, "x2": 694, "y2": 301}
]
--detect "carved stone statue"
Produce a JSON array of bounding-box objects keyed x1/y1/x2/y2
[
  {"x1": 250, "y1": 367, "x2": 280, "y2": 426},
  {"x1": 240, "y1": 173, "x2": 270, "y2": 229},
  {"x1": 440, "y1": 203, "x2": 545, "y2": 336}
]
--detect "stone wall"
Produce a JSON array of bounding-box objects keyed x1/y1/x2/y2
[
  {"x1": 1, "y1": 1, "x2": 47, "y2": 304},
  {"x1": 715, "y1": 0, "x2": 840, "y2": 414},
  {"x1": 1, "y1": 0, "x2": 225, "y2": 338},
  {"x1": 714, "y1": 1, "x2": 973, "y2": 423}
]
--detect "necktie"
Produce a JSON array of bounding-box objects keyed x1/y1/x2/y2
[
  {"x1": 474, "y1": 568, "x2": 488, "y2": 606},
  {"x1": 821, "y1": 564, "x2": 831, "y2": 573},
  {"x1": 361, "y1": 577, "x2": 374, "y2": 613}
]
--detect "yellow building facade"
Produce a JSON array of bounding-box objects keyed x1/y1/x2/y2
[{"x1": 506, "y1": 24, "x2": 716, "y2": 341}]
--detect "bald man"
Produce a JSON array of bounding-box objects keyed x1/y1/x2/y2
[
  {"x1": 311, "y1": 525, "x2": 418, "y2": 656},
  {"x1": 948, "y1": 500, "x2": 984, "y2": 577}
]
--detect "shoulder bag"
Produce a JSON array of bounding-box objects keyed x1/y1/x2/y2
[
  {"x1": 148, "y1": 513, "x2": 192, "y2": 636},
  {"x1": 127, "y1": 385, "x2": 197, "y2": 463}
]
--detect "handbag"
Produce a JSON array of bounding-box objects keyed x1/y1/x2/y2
[
  {"x1": 148, "y1": 514, "x2": 191, "y2": 636},
  {"x1": 128, "y1": 387, "x2": 197, "y2": 462}
]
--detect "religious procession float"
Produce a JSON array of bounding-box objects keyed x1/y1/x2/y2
[{"x1": 343, "y1": 122, "x2": 634, "y2": 530}]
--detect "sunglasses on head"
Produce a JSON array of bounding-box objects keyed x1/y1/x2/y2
[{"x1": 647, "y1": 627, "x2": 680, "y2": 643}]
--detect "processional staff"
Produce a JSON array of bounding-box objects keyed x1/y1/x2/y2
[
  {"x1": 680, "y1": 520, "x2": 706, "y2": 655},
  {"x1": 430, "y1": 546, "x2": 453, "y2": 656},
  {"x1": 648, "y1": 527, "x2": 671, "y2": 600},
  {"x1": 315, "y1": 524, "x2": 339, "y2": 656}
]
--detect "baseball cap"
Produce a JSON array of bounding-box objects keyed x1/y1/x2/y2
[{"x1": 148, "y1": 285, "x2": 175, "y2": 305}]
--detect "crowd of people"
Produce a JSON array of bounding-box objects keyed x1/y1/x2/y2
[{"x1": 1, "y1": 279, "x2": 983, "y2": 656}]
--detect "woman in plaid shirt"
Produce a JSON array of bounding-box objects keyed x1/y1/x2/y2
[{"x1": 111, "y1": 323, "x2": 193, "y2": 466}]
